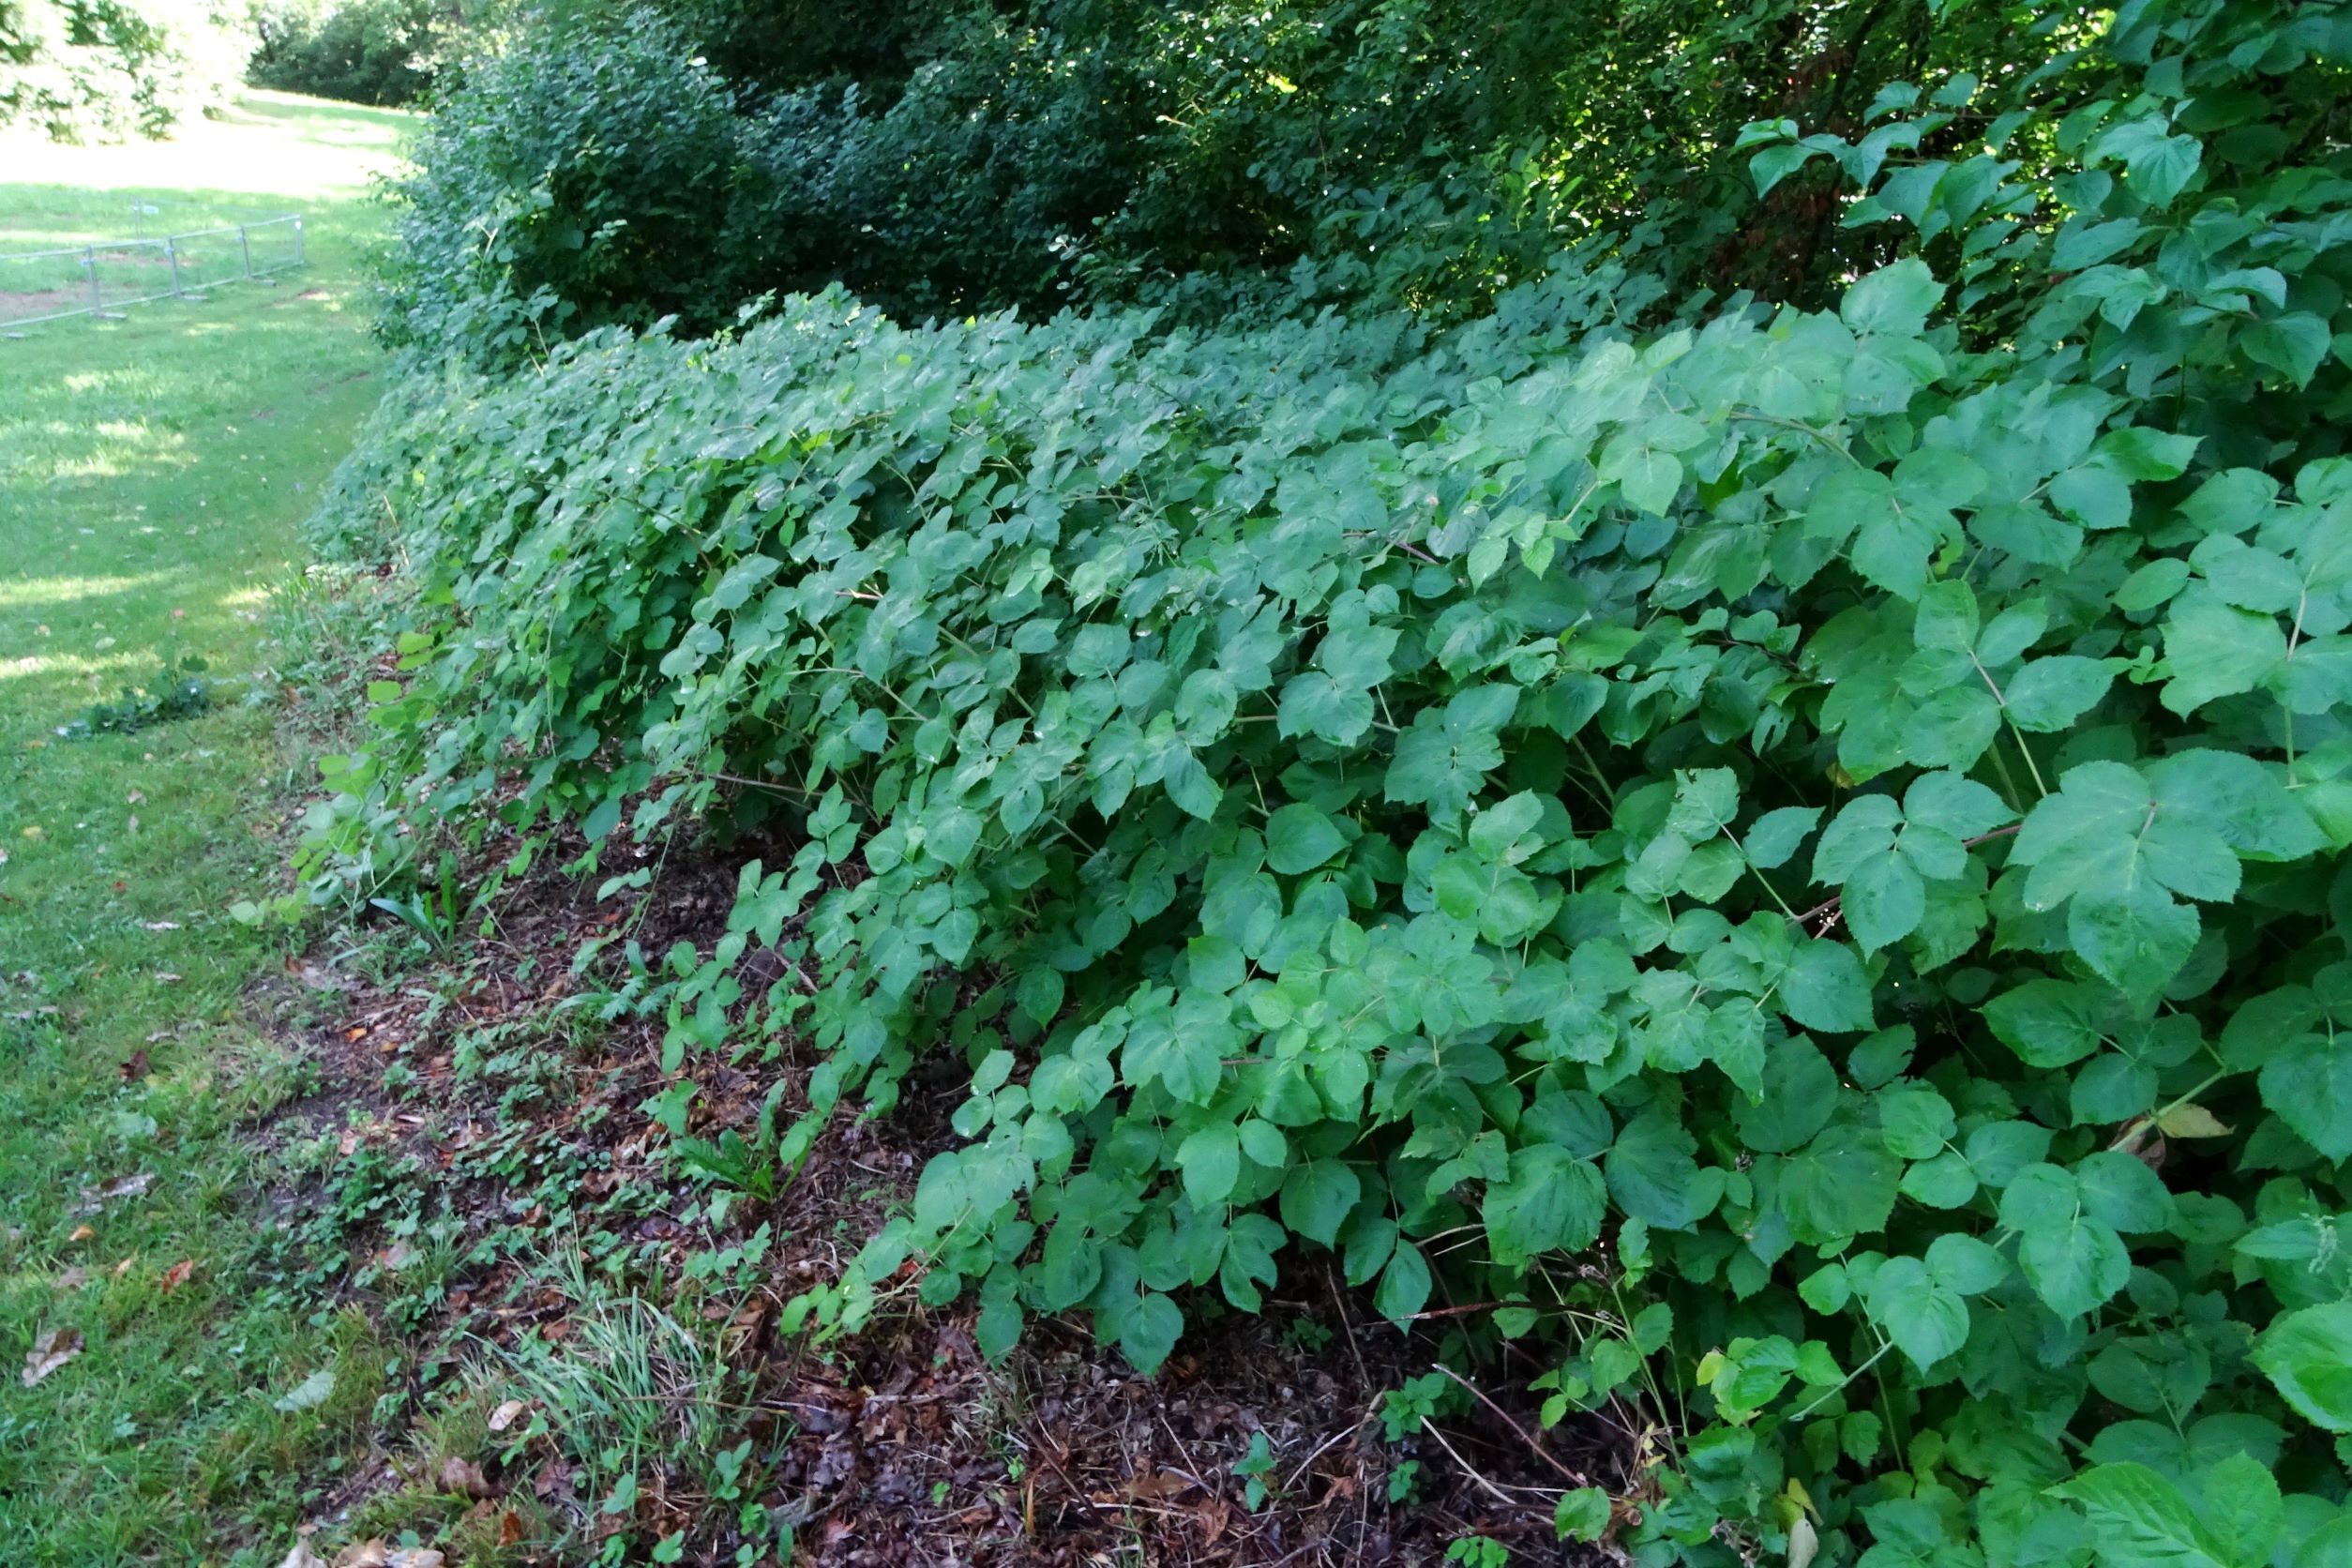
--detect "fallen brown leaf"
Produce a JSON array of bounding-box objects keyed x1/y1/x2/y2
[
  {"x1": 387, "y1": 1549, "x2": 445, "y2": 1568},
  {"x1": 438, "y1": 1454, "x2": 499, "y2": 1499},
  {"x1": 497, "y1": 1510, "x2": 525, "y2": 1546},
  {"x1": 68, "y1": 1223, "x2": 94, "y2": 1243},
  {"x1": 332, "y1": 1543, "x2": 390, "y2": 1568},
  {"x1": 277, "y1": 1540, "x2": 330, "y2": 1568},
  {"x1": 487, "y1": 1397, "x2": 528, "y2": 1433},
  {"x1": 1129, "y1": 1468, "x2": 1198, "y2": 1500},
  {"x1": 118, "y1": 1048, "x2": 150, "y2": 1083},
  {"x1": 21, "y1": 1326, "x2": 83, "y2": 1386},
  {"x1": 55, "y1": 1267, "x2": 86, "y2": 1289},
  {"x1": 113, "y1": 1258, "x2": 134, "y2": 1278},
  {"x1": 159, "y1": 1259, "x2": 196, "y2": 1292}
]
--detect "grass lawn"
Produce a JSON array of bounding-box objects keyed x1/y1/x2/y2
[{"x1": 0, "y1": 92, "x2": 410, "y2": 1567}]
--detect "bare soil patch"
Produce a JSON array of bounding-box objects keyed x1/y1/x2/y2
[{"x1": 252, "y1": 834, "x2": 1631, "y2": 1565}]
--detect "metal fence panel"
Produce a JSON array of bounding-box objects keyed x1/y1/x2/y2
[{"x1": 0, "y1": 213, "x2": 308, "y2": 331}]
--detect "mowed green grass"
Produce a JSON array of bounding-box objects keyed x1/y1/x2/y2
[{"x1": 0, "y1": 93, "x2": 409, "y2": 1566}]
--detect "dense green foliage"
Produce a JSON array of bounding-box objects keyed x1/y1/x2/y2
[
  {"x1": 246, "y1": 0, "x2": 451, "y2": 105},
  {"x1": 376, "y1": 10, "x2": 748, "y2": 353},
  {"x1": 0, "y1": 0, "x2": 250, "y2": 137},
  {"x1": 381, "y1": 0, "x2": 2088, "y2": 354},
  {"x1": 316, "y1": 0, "x2": 2352, "y2": 1561}
]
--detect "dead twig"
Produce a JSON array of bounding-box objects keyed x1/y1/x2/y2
[
  {"x1": 1431, "y1": 1364, "x2": 1591, "y2": 1487},
  {"x1": 1419, "y1": 1415, "x2": 1558, "y2": 1508}
]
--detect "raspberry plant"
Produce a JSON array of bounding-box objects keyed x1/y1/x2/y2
[{"x1": 306, "y1": 0, "x2": 2352, "y2": 1560}]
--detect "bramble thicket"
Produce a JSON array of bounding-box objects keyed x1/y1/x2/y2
[{"x1": 299, "y1": 0, "x2": 2352, "y2": 1561}]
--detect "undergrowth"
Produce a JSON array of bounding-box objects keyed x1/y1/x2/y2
[{"x1": 298, "y1": 1, "x2": 2352, "y2": 1563}]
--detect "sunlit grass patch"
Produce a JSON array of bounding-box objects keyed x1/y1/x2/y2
[{"x1": 0, "y1": 90, "x2": 403, "y2": 1568}]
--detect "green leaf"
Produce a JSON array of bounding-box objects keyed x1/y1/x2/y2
[
  {"x1": 2161, "y1": 589, "x2": 2286, "y2": 715},
  {"x1": 1341, "y1": 1214, "x2": 1397, "y2": 1287},
  {"x1": 2004, "y1": 1164, "x2": 2130, "y2": 1319},
  {"x1": 1278, "y1": 1159, "x2": 1362, "y2": 1247},
  {"x1": 1606, "y1": 1113, "x2": 1721, "y2": 1229},
  {"x1": 705, "y1": 553, "x2": 782, "y2": 612},
  {"x1": 1735, "y1": 1038, "x2": 1839, "y2": 1153},
  {"x1": 2200, "y1": 1453, "x2": 2282, "y2": 1568},
  {"x1": 1776, "y1": 1127, "x2": 1900, "y2": 1244},
  {"x1": 2243, "y1": 312, "x2": 2332, "y2": 389},
  {"x1": 1556, "y1": 1487, "x2": 1612, "y2": 1543},
  {"x1": 1901, "y1": 1151, "x2": 1979, "y2": 1208},
  {"x1": 2006, "y1": 656, "x2": 2118, "y2": 731},
  {"x1": 1851, "y1": 503, "x2": 1943, "y2": 599},
  {"x1": 1914, "y1": 579, "x2": 1980, "y2": 652},
  {"x1": 1751, "y1": 142, "x2": 1821, "y2": 197},
  {"x1": 1780, "y1": 941, "x2": 1876, "y2": 1033},
  {"x1": 1375, "y1": 1240, "x2": 1433, "y2": 1322},
  {"x1": 2116, "y1": 558, "x2": 2192, "y2": 613},
  {"x1": 1176, "y1": 1123, "x2": 1241, "y2": 1207},
  {"x1": 1923, "y1": 1232, "x2": 2007, "y2": 1294},
  {"x1": 1120, "y1": 1291, "x2": 1184, "y2": 1373},
  {"x1": 1865, "y1": 1256, "x2": 1968, "y2": 1371},
  {"x1": 1844, "y1": 852, "x2": 1925, "y2": 951},
  {"x1": 1163, "y1": 750, "x2": 1224, "y2": 820},
  {"x1": 2050, "y1": 1464, "x2": 2228, "y2": 1568},
  {"x1": 2257, "y1": 1030, "x2": 2352, "y2": 1163},
  {"x1": 1123, "y1": 1011, "x2": 1224, "y2": 1106},
  {"x1": 1174, "y1": 668, "x2": 1239, "y2": 740},
  {"x1": 2070, "y1": 879, "x2": 2200, "y2": 1001},
  {"x1": 2118, "y1": 128, "x2": 2201, "y2": 205},
  {"x1": 2074, "y1": 1151, "x2": 2173, "y2": 1233},
  {"x1": 1743, "y1": 807, "x2": 1820, "y2": 869},
  {"x1": 1814, "y1": 795, "x2": 1903, "y2": 883},
  {"x1": 1805, "y1": 468, "x2": 1894, "y2": 550},
  {"x1": 1799, "y1": 1263, "x2": 1850, "y2": 1314},
  {"x1": 1237, "y1": 1118, "x2": 1288, "y2": 1168},
  {"x1": 1900, "y1": 686, "x2": 2001, "y2": 768},
  {"x1": 1984, "y1": 982, "x2": 2117, "y2": 1067},
  {"x1": 1485, "y1": 1146, "x2": 1606, "y2": 1261},
  {"x1": 1842, "y1": 258, "x2": 1943, "y2": 336},
  {"x1": 1877, "y1": 1083, "x2": 1955, "y2": 1160},
  {"x1": 1385, "y1": 686, "x2": 1515, "y2": 819},
  {"x1": 2253, "y1": 1304, "x2": 2352, "y2": 1434},
  {"x1": 1903, "y1": 771, "x2": 2012, "y2": 839},
  {"x1": 2095, "y1": 426, "x2": 2201, "y2": 482},
  {"x1": 1603, "y1": 440, "x2": 1682, "y2": 515}
]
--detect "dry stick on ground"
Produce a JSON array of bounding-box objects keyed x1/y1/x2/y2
[
  {"x1": 1430, "y1": 1364, "x2": 1592, "y2": 1488},
  {"x1": 1417, "y1": 1414, "x2": 1550, "y2": 1510},
  {"x1": 1324, "y1": 1264, "x2": 1373, "y2": 1391},
  {"x1": 1280, "y1": 1399, "x2": 1382, "y2": 1493}
]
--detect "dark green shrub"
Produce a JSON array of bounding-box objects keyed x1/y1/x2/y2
[
  {"x1": 247, "y1": 0, "x2": 447, "y2": 106},
  {"x1": 376, "y1": 8, "x2": 751, "y2": 356}
]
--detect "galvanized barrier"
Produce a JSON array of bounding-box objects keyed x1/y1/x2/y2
[{"x1": 0, "y1": 212, "x2": 307, "y2": 329}]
